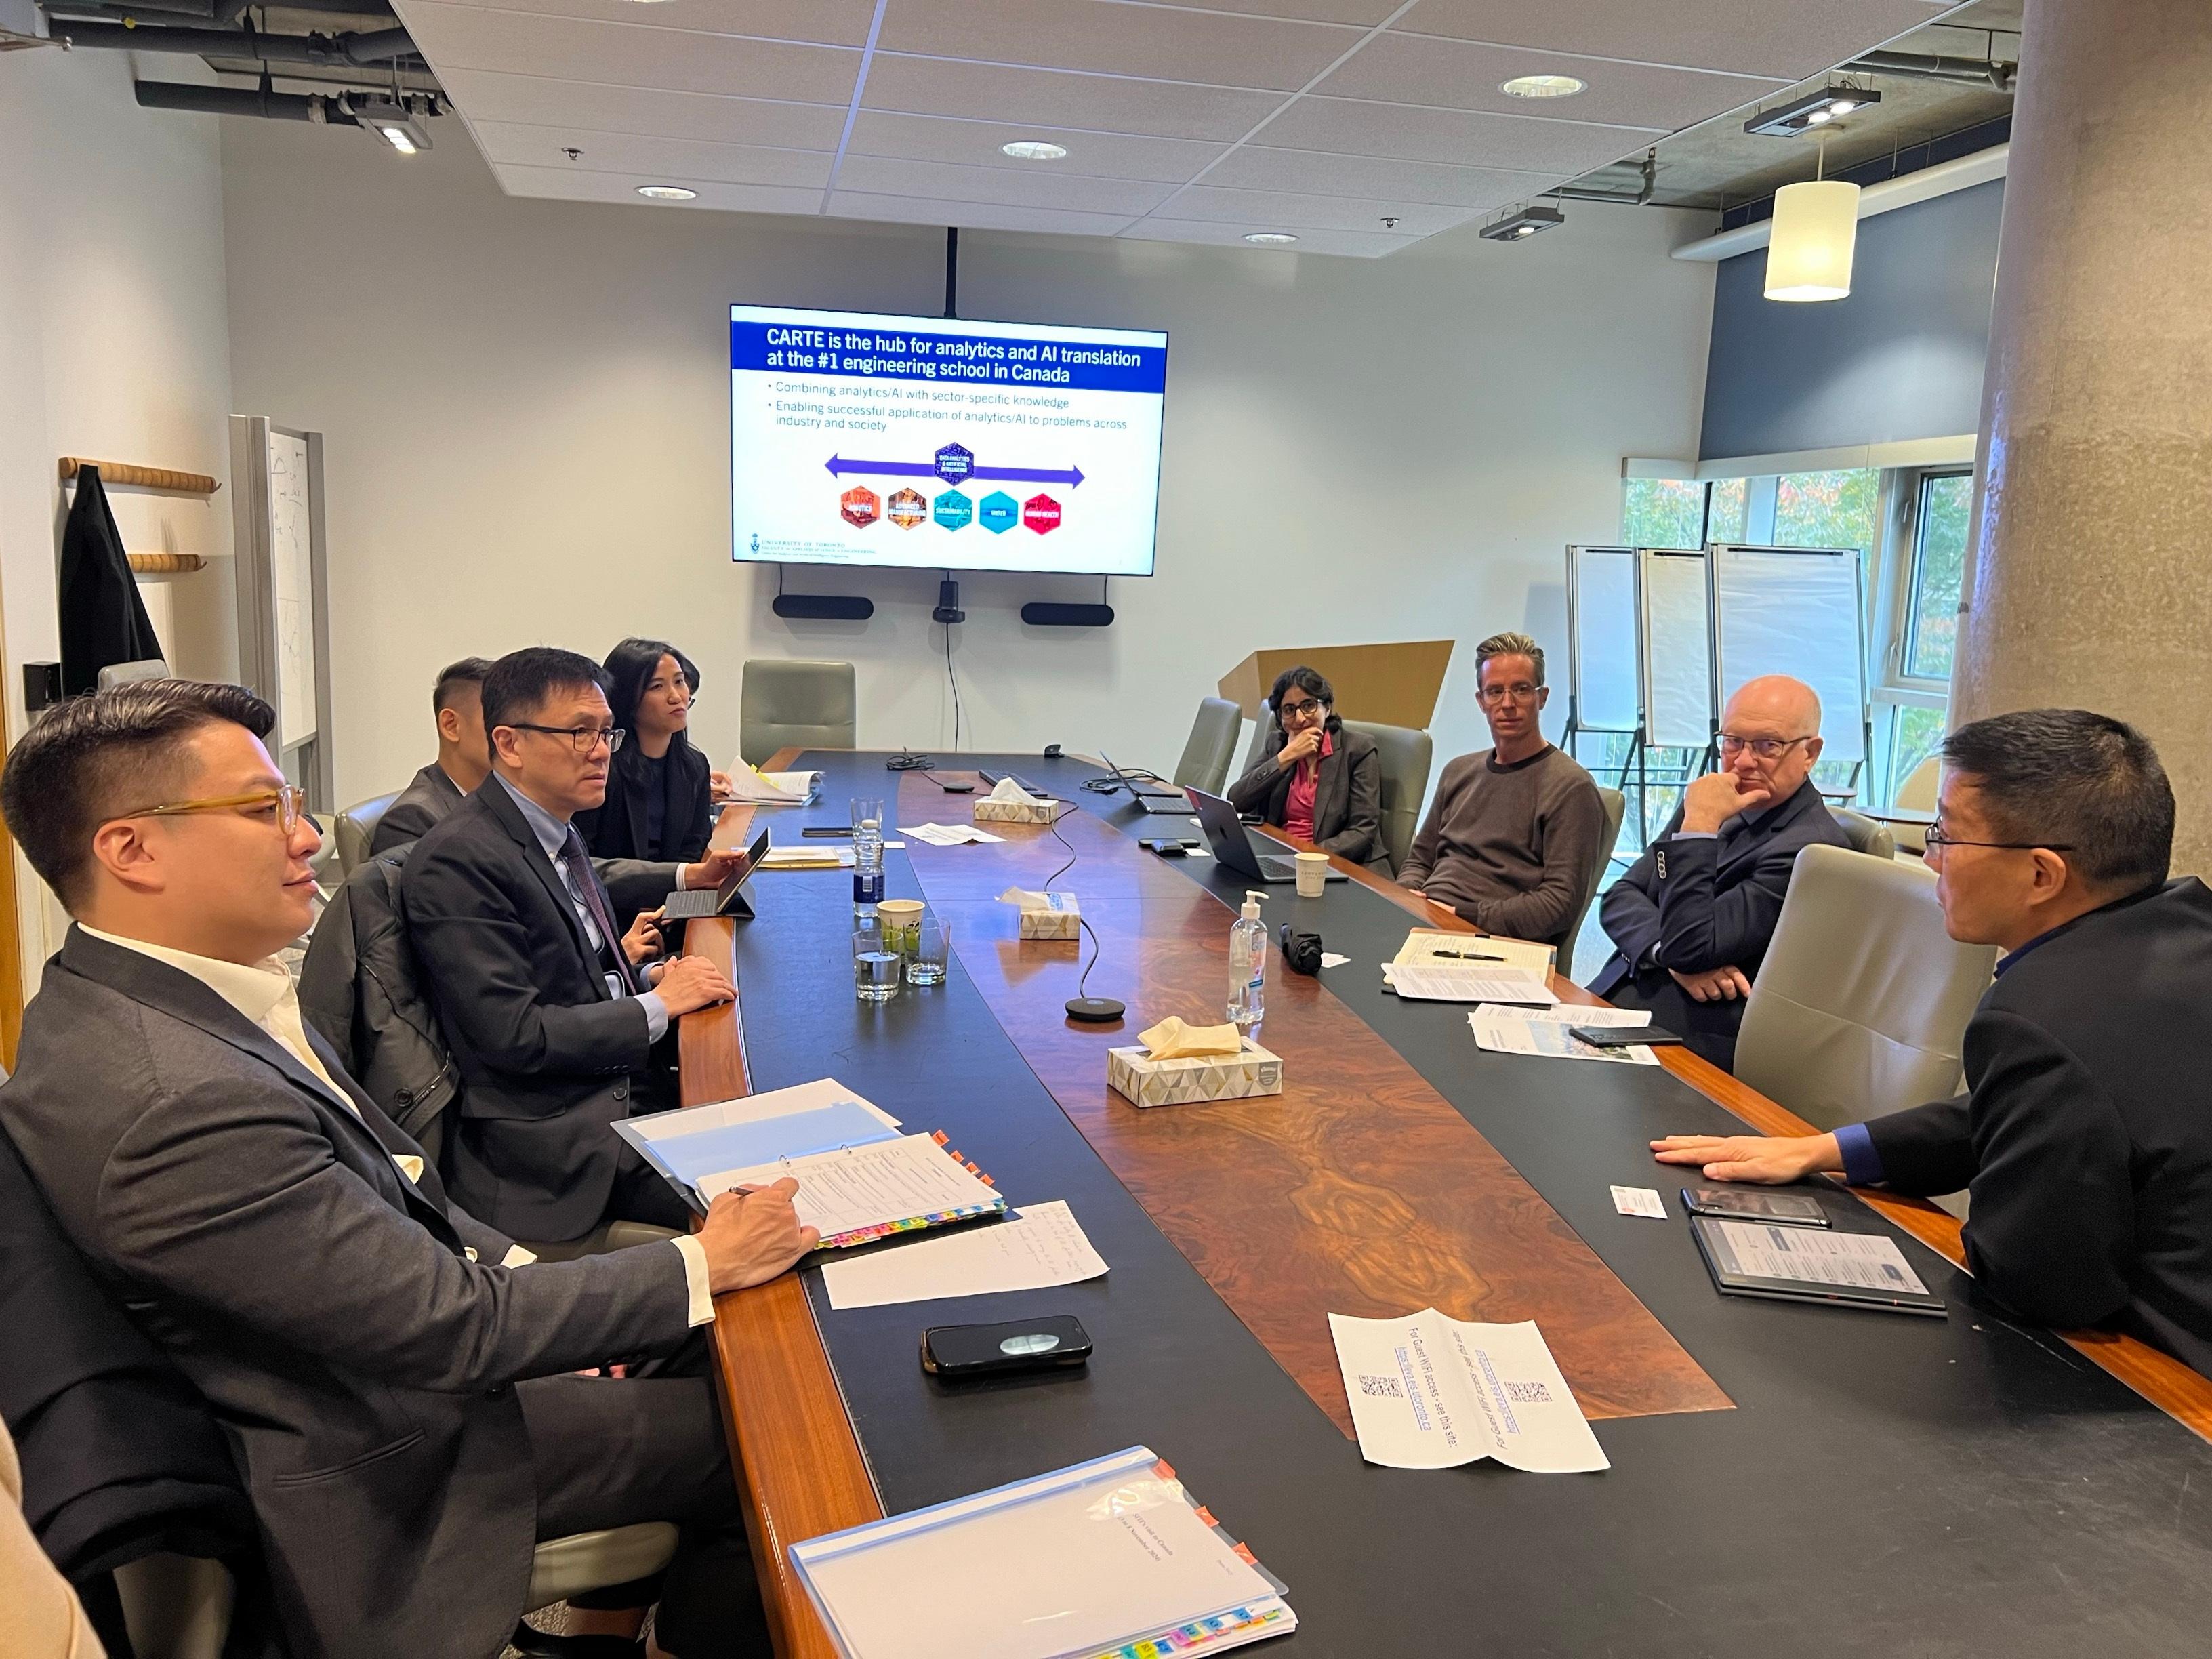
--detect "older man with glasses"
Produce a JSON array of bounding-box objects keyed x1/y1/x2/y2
[{"x1": 1588, "y1": 674, "x2": 1851, "y2": 1071}]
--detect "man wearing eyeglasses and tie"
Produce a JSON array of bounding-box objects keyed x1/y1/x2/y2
[
  {"x1": 1589, "y1": 674, "x2": 1850, "y2": 1071},
  {"x1": 403, "y1": 647, "x2": 743, "y2": 1243}
]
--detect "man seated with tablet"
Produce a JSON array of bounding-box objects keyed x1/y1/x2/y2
[{"x1": 1653, "y1": 710, "x2": 2212, "y2": 1376}]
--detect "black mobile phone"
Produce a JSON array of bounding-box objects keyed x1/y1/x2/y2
[
  {"x1": 1144, "y1": 838, "x2": 1195, "y2": 857},
  {"x1": 920, "y1": 1315, "x2": 1093, "y2": 1379},
  {"x1": 1570, "y1": 1024, "x2": 1685, "y2": 1048},
  {"x1": 1680, "y1": 1187, "x2": 1830, "y2": 1227},
  {"x1": 800, "y1": 827, "x2": 852, "y2": 838}
]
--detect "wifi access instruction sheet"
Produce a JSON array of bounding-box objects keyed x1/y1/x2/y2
[{"x1": 1328, "y1": 1309, "x2": 1609, "y2": 1473}]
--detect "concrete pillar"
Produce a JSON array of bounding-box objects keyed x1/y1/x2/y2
[{"x1": 1952, "y1": 0, "x2": 2212, "y2": 872}]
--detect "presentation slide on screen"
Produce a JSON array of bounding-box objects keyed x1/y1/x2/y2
[{"x1": 730, "y1": 305, "x2": 1168, "y2": 577}]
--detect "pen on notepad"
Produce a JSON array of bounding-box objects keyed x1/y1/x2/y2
[{"x1": 1433, "y1": 949, "x2": 1506, "y2": 961}]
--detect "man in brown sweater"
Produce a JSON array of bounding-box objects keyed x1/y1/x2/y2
[{"x1": 1397, "y1": 632, "x2": 1608, "y2": 947}]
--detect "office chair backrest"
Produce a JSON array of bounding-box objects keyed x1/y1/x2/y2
[
  {"x1": 1556, "y1": 786, "x2": 1628, "y2": 979},
  {"x1": 1897, "y1": 756, "x2": 1941, "y2": 813},
  {"x1": 334, "y1": 790, "x2": 400, "y2": 878},
  {"x1": 1829, "y1": 806, "x2": 1896, "y2": 863},
  {"x1": 1339, "y1": 720, "x2": 1433, "y2": 878},
  {"x1": 98, "y1": 658, "x2": 171, "y2": 690},
  {"x1": 740, "y1": 659, "x2": 856, "y2": 767},
  {"x1": 1735, "y1": 844, "x2": 1996, "y2": 1132},
  {"x1": 1237, "y1": 701, "x2": 1273, "y2": 781},
  {"x1": 1172, "y1": 697, "x2": 1242, "y2": 796}
]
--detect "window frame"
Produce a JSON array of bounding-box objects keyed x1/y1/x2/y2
[{"x1": 1866, "y1": 464, "x2": 1971, "y2": 807}]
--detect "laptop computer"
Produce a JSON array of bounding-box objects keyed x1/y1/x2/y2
[
  {"x1": 1099, "y1": 750, "x2": 1197, "y2": 815},
  {"x1": 661, "y1": 826, "x2": 769, "y2": 920},
  {"x1": 1187, "y1": 786, "x2": 1348, "y2": 885}
]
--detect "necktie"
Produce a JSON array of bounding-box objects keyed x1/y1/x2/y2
[{"x1": 558, "y1": 826, "x2": 640, "y2": 996}]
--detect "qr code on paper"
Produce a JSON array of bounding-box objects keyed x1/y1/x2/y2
[
  {"x1": 1504, "y1": 1380, "x2": 1553, "y2": 1405},
  {"x1": 1357, "y1": 1374, "x2": 1404, "y2": 1399}
]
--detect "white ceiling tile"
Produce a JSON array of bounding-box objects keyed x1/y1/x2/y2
[
  {"x1": 1117, "y1": 218, "x2": 1418, "y2": 258},
  {"x1": 825, "y1": 190, "x2": 1136, "y2": 238},
  {"x1": 497, "y1": 163, "x2": 825, "y2": 215},
  {"x1": 1392, "y1": 0, "x2": 1947, "y2": 82},
  {"x1": 406, "y1": 0, "x2": 876, "y2": 45},
  {"x1": 1322, "y1": 33, "x2": 1781, "y2": 127},
  {"x1": 1168, "y1": 0, "x2": 1406, "y2": 22},
  {"x1": 832, "y1": 154, "x2": 1176, "y2": 216},
  {"x1": 1151, "y1": 183, "x2": 1477, "y2": 236},
  {"x1": 473, "y1": 121, "x2": 835, "y2": 186},
  {"x1": 843, "y1": 110, "x2": 1226, "y2": 184},
  {"x1": 439, "y1": 70, "x2": 849, "y2": 146},
  {"x1": 875, "y1": 0, "x2": 1361, "y2": 95},
  {"x1": 1261, "y1": 96, "x2": 1656, "y2": 172},
  {"x1": 857, "y1": 56, "x2": 1285, "y2": 142},
  {"x1": 1206, "y1": 145, "x2": 1539, "y2": 209},
  {"x1": 399, "y1": 3, "x2": 860, "y2": 100}
]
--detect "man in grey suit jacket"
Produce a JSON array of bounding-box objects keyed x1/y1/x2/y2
[
  {"x1": 0, "y1": 679, "x2": 815, "y2": 1659},
  {"x1": 370, "y1": 656, "x2": 491, "y2": 855}
]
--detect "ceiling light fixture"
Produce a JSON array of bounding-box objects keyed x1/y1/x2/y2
[
  {"x1": 636, "y1": 184, "x2": 699, "y2": 201},
  {"x1": 1765, "y1": 146, "x2": 1858, "y2": 302},
  {"x1": 1500, "y1": 73, "x2": 1586, "y2": 99},
  {"x1": 1001, "y1": 140, "x2": 1069, "y2": 161},
  {"x1": 1479, "y1": 202, "x2": 1565, "y2": 242},
  {"x1": 1242, "y1": 231, "x2": 1298, "y2": 245},
  {"x1": 349, "y1": 95, "x2": 432, "y2": 155},
  {"x1": 1744, "y1": 83, "x2": 1881, "y2": 138}
]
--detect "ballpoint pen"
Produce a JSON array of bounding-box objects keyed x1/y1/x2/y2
[{"x1": 1433, "y1": 949, "x2": 1507, "y2": 961}]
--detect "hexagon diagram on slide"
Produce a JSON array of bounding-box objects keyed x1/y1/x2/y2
[
  {"x1": 979, "y1": 491, "x2": 1019, "y2": 534},
  {"x1": 934, "y1": 443, "x2": 975, "y2": 484},
  {"x1": 840, "y1": 487, "x2": 880, "y2": 529},
  {"x1": 933, "y1": 490, "x2": 973, "y2": 531},
  {"x1": 888, "y1": 487, "x2": 928, "y2": 529},
  {"x1": 1023, "y1": 493, "x2": 1063, "y2": 535}
]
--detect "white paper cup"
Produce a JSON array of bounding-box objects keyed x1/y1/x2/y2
[{"x1": 1294, "y1": 851, "x2": 1330, "y2": 897}]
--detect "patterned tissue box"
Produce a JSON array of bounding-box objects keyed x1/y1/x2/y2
[
  {"x1": 973, "y1": 795, "x2": 1074, "y2": 825},
  {"x1": 1013, "y1": 890, "x2": 1082, "y2": 939},
  {"x1": 1107, "y1": 1039, "x2": 1284, "y2": 1108}
]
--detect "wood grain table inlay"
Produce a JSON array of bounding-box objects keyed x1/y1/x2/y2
[{"x1": 895, "y1": 775, "x2": 1732, "y2": 1433}]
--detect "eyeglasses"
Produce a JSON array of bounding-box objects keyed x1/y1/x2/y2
[
  {"x1": 1718, "y1": 734, "x2": 1811, "y2": 760},
  {"x1": 114, "y1": 785, "x2": 310, "y2": 837},
  {"x1": 1478, "y1": 682, "x2": 1541, "y2": 705},
  {"x1": 1923, "y1": 821, "x2": 2075, "y2": 853},
  {"x1": 509, "y1": 723, "x2": 626, "y2": 755},
  {"x1": 1278, "y1": 697, "x2": 1327, "y2": 720}
]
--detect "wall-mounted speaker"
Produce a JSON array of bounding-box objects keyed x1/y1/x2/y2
[
  {"x1": 1020, "y1": 602, "x2": 1115, "y2": 628},
  {"x1": 772, "y1": 594, "x2": 875, "y2": 621}
]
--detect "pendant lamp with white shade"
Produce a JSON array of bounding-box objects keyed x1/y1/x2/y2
[{"x1": 1765, "y1": 145, "x2": 1860, "y2": 302}]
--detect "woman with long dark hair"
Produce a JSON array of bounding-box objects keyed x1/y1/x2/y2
[
  {"x1": 1223, "y1": 664, "x2": 1390, "y2": 872},
  {"x1": 576, "y1": 636, "x2": 722, "y2": 865}
]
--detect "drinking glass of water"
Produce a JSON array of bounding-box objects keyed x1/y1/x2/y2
[
  {"x1": 853, "y1": 926, "x2": 901, "y2": 1002},
  {"x1": 905, "y1": 913, "x2": 951, "y2": 986}
]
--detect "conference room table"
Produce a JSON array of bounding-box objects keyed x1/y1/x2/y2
[{"x1": 677, "y1": 749, "x2": 2212, "y2": 1658}]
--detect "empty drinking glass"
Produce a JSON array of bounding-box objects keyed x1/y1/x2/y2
[{"x1": 906, "y1": 913, "x2": 951, "y2": 986}]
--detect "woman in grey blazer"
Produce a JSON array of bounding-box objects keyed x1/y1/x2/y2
[{"x1": 1224, "y1": 665, "x2": 1391, "y2": 873}]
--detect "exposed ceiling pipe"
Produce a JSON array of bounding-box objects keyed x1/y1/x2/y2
[
  {"x1": 1846, "y1": 49, "x2": 2017, "y2": 91},
  {"x1": 134, "y1": 79, "x2": 361, "y2": 124},
  {"x1": 52, "y1": 15, "x2": 417, "y2": 65}
]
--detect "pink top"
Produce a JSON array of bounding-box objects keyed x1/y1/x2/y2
[{"x1": 1284, "y1": 731, "x2": 1332, "y2": 842}]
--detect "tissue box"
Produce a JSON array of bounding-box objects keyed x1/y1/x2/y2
[
  {"x1": 1108, "y1": 1039, "x2": 1284, "y2": 1108},
  {"x1": 1015, "y1": 891, "x2": 1082, "y2": 939},
  {"x1": 974, "y1": 795, "x2": 1074, "y2": 825}
]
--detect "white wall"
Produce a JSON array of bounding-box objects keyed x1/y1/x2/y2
[
  {"x1": 220, "y1": 117, "x2": 1715, "y2": 808},
  {"x1": 0, "y1": 49, "x2": 237, "y2": 975}
]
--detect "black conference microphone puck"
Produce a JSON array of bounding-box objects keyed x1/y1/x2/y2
[{"x1": 1065, "y1": 996, "x2": 1126, "y2": 1023}]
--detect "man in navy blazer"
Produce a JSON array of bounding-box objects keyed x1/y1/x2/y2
[{"x1": 1589, "y1": 675, "x2": 1850, "y2": 1070}]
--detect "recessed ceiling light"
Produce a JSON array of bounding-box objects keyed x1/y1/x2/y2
[
  {"x1": 1243, "y1": 231, "x2": 1298, "y2": 245},
  {"x1": 636, "y1": 184, "x2": 697, "y2": 201},
  {"x1": 1001, "y1": 140, "x2": 1069, "y2": 161},
  {"x1": 1500, "y1": 73, "x2": 1586, "y2": 99}
]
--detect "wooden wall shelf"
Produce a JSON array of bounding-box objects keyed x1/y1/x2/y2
[
  {"x1": 126, "y1": 553, "x2": 207, "y2": 575},
  {"x1": 59, "y1": 457, "x2": 221, "y2": 495}
]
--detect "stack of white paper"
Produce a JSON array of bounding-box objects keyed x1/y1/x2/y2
[
  {"x1": 1383, "y1": 960, "x2": 1559, "y2": 1005},
  {"x1": 1469, "y1": 1004, "x2": 1658, "y2": 1064},
  {"x1": 719, "y1": 767, "x2": 822, "y2": 804},
  {"x1": 695, "y1": 1132, "x2": 1005, "y2": 1250},
  {"x1": 820, "y1": 1201, "x2": 1107, "y2": 1310},
  {"x1": 900, "y1": 822, "x2": 1007, "y2": 846},
  {"x1": 790, "y1": 1446, "x2": 1296, "y2": 1659},
  {"x1": 1328, "y1": 1308, "x2": 1609, "y2": 1473},
  {"x1": 1395, "y1": 928, "x2": 1557, "y2": 978}
]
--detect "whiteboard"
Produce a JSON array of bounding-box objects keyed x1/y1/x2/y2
[
  {"x1": 1638, "y1": 550, "x2": 1715, "y2": 750},
  {"x1": 266, "y1": 431, "x2": 318, "y2": 749},
  {"x1": 1711, "y1": 545, "x2": 1868, "y2": 766},
  {"x1": 1565, "y1": 546, "x2": 1640, "y2": 733}
]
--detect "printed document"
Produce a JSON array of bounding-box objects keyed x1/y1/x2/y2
[
  {"x1": 697, "y1": 1132, "x2": 1004, "y2": 1248},
  {"x1": 1394, "y1": 928, "x2": 1557, "y2": 977},
  {"x1": 718, "y1": 767, "x2": 821, "y2": 804},
  {"x1": 1469, "y1": 1004, "x2": 1658, "y2": 1064},
  {"x1": 821, "y1": 1201, "x2": 1108, "y2": 1310},
  {"x1": 1328, "y1": 1308, "x2": 1608, "y2": 1473},
  {"x1": 1385, "y1": 961, "x2": 1558, "y2": 1005},
  {"x1": 899, "y1": 822, "x2": 1007, "y2": 846},
  {"x1": 1702, "y1": 1221, "x2": 1931, "y2": 1295},
  {"x1": 619, "y1": 1078, "x2": 901, "y2": 1195}
]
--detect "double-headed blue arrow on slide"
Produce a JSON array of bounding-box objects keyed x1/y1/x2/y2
[{"x1": 825, "y1": 455, "x2": 1085, "y2": 487}]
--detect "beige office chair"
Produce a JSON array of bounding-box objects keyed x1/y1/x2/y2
[
  {"x1": 739, "y1": 659, "x2": 856, "y2": 766},
  {"x1": 1829, "y1": 806, "x2": 1896, "y2": 863},
  {"x1": 1172, "y1": 698, "x2": 1242, "y2": 796},
  {"x1": 1555, "y1": 787, "x2": 1628, "y2": 981},
  {"x1": 98, "y1": 657, "x2": 172, "y2": 689},
  {"x1": 334, "y1": 790, "x2": 401, "y2": 876},
  {"x1": 1339, "y1": 720, "x2": 1433, "y2": 878},
  {"x1": 1734, "y1": 844, "x2": 1996, "y2": 1134}
]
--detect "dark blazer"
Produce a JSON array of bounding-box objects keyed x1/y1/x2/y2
[
  {"x1": 1223, "y1": 720, "x2": 1390, "y2": 872},
  {"x1": 369, "y1": 762, "x2": 463, "y2": 855},
  {"x1": 0, "y1": 928, "x2": 691, "y2": 1659},
  {"x1": 577, "y1": 739, "x2": 714, "y2": 866},
  {"x1": 400, "y1": 779, "x2": 678, "y2": 1238},
  {"x1": 1862, "y1": 879, "x2": 2212, "y2": 1375},
  {"x1": 59, "y1": 466, "x2": 163, "y2": 697},
  {"x1": 1589, "y1": 779, "x2": 1849, "y2": 1069}
]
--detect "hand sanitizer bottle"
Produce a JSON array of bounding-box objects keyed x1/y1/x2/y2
[{"x1": 1227, "y1": 890, "x2": 1267, "y2": 1031}]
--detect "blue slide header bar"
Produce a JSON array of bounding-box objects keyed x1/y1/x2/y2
[{"x1": 731, "y1": 319, "x2": 1166, "y2": 394}]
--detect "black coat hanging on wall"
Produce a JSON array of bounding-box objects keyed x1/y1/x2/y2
[{"x1": 59, "y1": 464, "x2": 165, "y2": 696}]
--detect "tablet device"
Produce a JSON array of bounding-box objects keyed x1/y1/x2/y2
[
  {"x1": 661, "y1": 826, "x2": 769, "y2": 919},
  {"x1": 1689, "y1": 1215, "x2": 1946, "y2": 1318}
]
